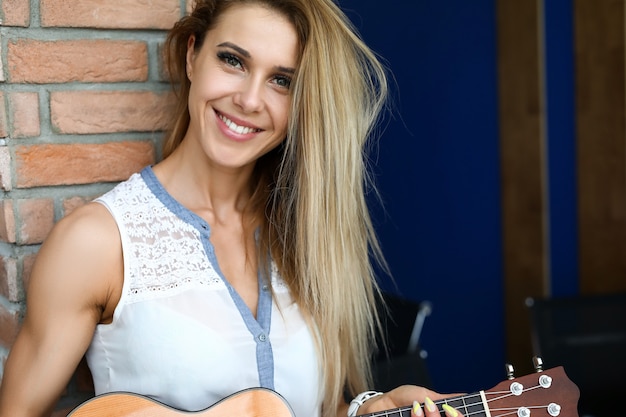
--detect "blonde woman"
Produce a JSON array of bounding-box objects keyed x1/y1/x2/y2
[{"x1": 0, "y1": 1, "x2": 461, "y2": 417}]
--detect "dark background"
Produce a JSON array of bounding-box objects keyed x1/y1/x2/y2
[{"x1": 339, "y1": 0, "x2": 578, "y2": 394}]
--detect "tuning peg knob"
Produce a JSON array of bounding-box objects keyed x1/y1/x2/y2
[
  {"x1": 505, "y1": 363, "x2": 515, "y2": 380},
  {"x1": 533, "y1": 356, "x2": 544, "y2": 372},
  {"x1": 547, "y1": 403, "x2": 561, "y2": 416}
]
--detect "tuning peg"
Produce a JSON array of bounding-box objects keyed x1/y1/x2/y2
[
  {"x1": 505, "y1": 363, "x2": 515, "y2": 380},
  {"x1": 533, "y1": 356, "x2": 544, "y2": 372}
]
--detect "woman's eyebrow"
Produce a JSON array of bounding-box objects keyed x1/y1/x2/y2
[
  {"x1": 217, "y1": 42, "x2": 250, "y2": 58},
  {"x1": 277, "y1": 65, "x2": 296, "y2": 75},
  {"x1": 217, "y1": 41, "x2": 296, "y2": 74}
]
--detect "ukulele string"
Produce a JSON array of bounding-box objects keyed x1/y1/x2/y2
[
  {"x1": 488, "y1": 405, "x2": 554, "y2": 415},
  {"x1": 364, "y1": 403, "x2": 550, "y2": 417},
  {"x1": 365, "y1": 383, "x2": 549, "y2": 417},
  {"x1": 433, "y1": 386, "x2": 551, "y2": 417},
  {"x1": 483, "y1": 382, "x2": 543, "y2": 405},
  {"x1": 481, "y1": 383, "x2": 551, "y2": 417},
  {"x1": 364, "y1": 394, "x2": 490, "y2": 417}
]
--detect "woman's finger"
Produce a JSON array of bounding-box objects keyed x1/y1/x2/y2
[
  {"x1": 411, "y1": 397, "x2": 463, "y2": 417},
  {"x1": 411, "y1": 401, "x2": 424, "y2": 417}
]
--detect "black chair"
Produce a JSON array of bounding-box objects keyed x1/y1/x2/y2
[
  {"x1": 526, "y1": 292, "x2": 626, "y2": 417},
  {"x1": 372, "y1": 292, "x2": 433, "y2": 391}
]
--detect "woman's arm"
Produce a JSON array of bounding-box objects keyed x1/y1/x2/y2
[{"x1": 0, "y1": 203, "x2": 123, "y2": 417}]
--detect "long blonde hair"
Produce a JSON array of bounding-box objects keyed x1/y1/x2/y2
[{"x1": 164, "y1": 1, "x2": 389, "y2": 415}]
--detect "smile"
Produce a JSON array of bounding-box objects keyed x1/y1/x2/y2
[{"x1": 218, "y1": 113, "x2": 262, "y2": 135}]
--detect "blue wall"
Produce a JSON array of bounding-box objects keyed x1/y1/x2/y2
[
  {"x1": 340, "y1": 0, "x2": 579, "y2": 394},
  {"x1": 340, "y1": 0, "x2": 504, "y2": 393},
  {"x1": 544, "y1": 0, "x2": 578, "y2": 298}
]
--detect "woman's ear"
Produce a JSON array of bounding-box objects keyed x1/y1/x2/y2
[{"x1": 186, "y1": 35, "x2": 196, "y2": 80}]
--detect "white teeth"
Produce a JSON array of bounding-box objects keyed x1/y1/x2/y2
[{"x1": 219, "y1": 114, "x2": 259, "y2": 135}]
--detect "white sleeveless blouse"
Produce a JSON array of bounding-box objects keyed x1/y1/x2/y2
[{"x1": 86, "y1": 167, "x2": 323, "y2": 417}]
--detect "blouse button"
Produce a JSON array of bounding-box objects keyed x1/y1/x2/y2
[{"x1": 258, "y1": 333, "x2": 267, "y2": 342}]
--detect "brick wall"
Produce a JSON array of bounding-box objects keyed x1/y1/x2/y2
[{"x1": 0, "y1": 0, "x2": 192, "y2": 414}]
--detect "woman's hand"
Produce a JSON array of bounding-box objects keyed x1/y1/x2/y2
[{"x1": 358, "y1": 385, "x2": 464, "y2": 417}]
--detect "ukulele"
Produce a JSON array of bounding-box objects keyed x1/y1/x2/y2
[{"x1": 68, "y1": 365, "x2": 579, "y2": 417}]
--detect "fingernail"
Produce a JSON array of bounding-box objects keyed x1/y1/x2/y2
[
  {"x1": 442, "y1": 404, "x2": 458, "y2": 417},
  {"x1": 412, "y1": 401, "x2": 424, "y2": 417},
  {"x1": 424, "y1": 397, "x2": 436, "y2": 413}
]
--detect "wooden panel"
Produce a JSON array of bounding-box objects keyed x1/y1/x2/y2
[
  {"x1": 575, "y1": 0, "x2": 626, "y2": 294},
  {"x1": 496, "y1": 0, "x2": 549, "y2": 374}
]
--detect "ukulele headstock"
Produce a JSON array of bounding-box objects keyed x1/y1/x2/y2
[{"x1": 484, "y1": 358, "x2": 580, "y2": 417}]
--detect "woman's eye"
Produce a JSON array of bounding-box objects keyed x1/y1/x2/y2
[
  {"x1": 273, "y1": 75, "x2": 292, "y2": 89},
  {"x1": 218, "y1": 52, "x2": 243, "y2": 69}
]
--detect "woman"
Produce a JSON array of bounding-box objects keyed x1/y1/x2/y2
[{"x1": 0, "y1": 1, "x2": 461, "y2": 417}]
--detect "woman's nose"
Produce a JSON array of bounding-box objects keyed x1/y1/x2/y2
[{"x1": 233, "y1": 77, "x2": 265, "y2": 113}]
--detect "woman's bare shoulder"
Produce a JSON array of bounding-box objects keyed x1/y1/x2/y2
[
  {"x1": 52, "y1": 201, "x2": 119, "y2": 242},
  {"x1": 27, "y1": 201, "x2": 123, "y2": 311}
]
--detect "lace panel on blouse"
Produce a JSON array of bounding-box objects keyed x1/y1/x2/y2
[{"x1": 96, "y1": 173, "x2": 287, "y2": 304}]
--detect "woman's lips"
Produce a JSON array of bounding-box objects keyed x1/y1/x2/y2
[{"x1": 216, "y1": 111, "x2": 263, "y2": 139}]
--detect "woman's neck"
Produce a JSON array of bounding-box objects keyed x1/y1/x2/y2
[{"x1": 152, "y1": 142, "x2": 255, "y2": 226}]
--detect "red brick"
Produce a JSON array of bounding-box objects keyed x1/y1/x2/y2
[
  {"x1": 1, "y1": 0, "x2": 30, "y2": 27},
  {"x1": 51, "y1": 90, "x2": 174, "y2": 134},
  {"x1": 0, "y1": 92, "x2": 7, "y2": 137},
  {"x1": 0, "y1": 147, "x2": 10, "y2": 191},
  {"x1": 0, "y1": 200, "x2": 16, "y2": 243},
  {"x1": 0, "y1": 303, "x2": 22, "y2": 349},
  {"x1": 21, "y1": 253, "x2": 37, "y2": 294},
  {"x1": 9, "y1": 92, "x2": 40, "y2": 138},
  {"x1": 15, "y1": 141, "x2": 155, "y2": 188},
  {"x1": 41, "y1": 0, "x2": 179, "y2": 29},
  {"x1": 0, "y1": 44, "x2": 4, "y2": 83},
  {"x1": 7, "y1": 39, "x2": 148, "y2": 84},
  {"x1": 16, "y1": 198, "x2": 55, "y2": 245},
  {"x1": 0, "y1": 255, "x2": 22, "y2": 302},
  {"x1": 157, "y1": 42, "x2": 169, "y2": 82},
  {"x1": 63, "y1": 196, "x2": 95, "y2": 217},
  {"x1": 0, "y1": 256, "x2": 15, "y2": 299}
]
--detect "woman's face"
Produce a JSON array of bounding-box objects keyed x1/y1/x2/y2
[{"x1": 185, "y1": 3, "x2": 299, "y2": 171}]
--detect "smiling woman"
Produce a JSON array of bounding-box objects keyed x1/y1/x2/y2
[
  {"x1": 0, "y1": 2, "x2": 462, "y2": 417},
  {"x1": 169, "y1": 4, "x2": 297, "y2": 172}
]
